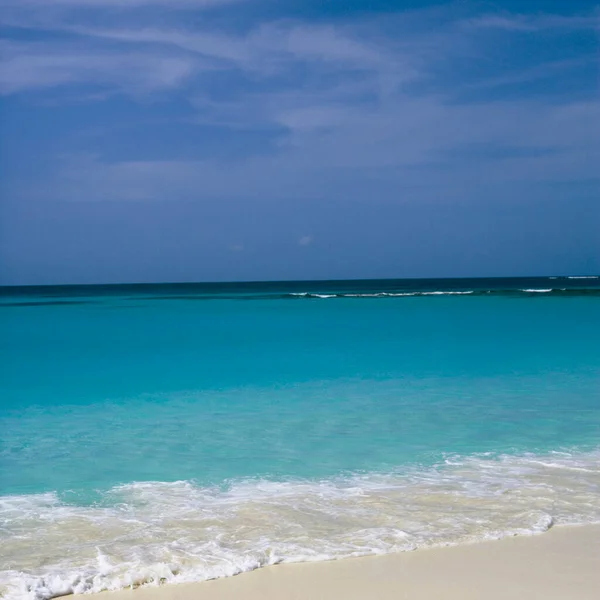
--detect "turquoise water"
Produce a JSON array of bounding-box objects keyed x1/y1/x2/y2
[{"x1": 1, "y1": 278, "x2": 600, "y2": 599}]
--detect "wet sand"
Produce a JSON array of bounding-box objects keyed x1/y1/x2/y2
[{"x1": 104, "y1": 524, "x2": 600, "y2": 600}]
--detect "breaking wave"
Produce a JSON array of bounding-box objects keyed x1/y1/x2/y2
[{"x1": 281, "y1": 289, "x2": 600, "y2": 299}]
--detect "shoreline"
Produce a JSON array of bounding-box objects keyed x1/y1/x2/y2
[{"x1": 103, "y1": 523, "x2": 600, "y2": 600}]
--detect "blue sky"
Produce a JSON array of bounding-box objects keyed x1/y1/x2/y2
[{"x1": 0, "y1": 0, "x2": 598, "y2": 285}]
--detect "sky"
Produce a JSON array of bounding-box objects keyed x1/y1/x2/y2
[{"x1": 0, "y1": 0, "x2": 598, "y2": 285}]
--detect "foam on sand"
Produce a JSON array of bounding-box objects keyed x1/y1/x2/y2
[
  {"x1": 2, "y1": 449, "x2": 599, "y2": 600},
  {"x1": 103, "y1": 524, "x2": 600, "y2": 600}
]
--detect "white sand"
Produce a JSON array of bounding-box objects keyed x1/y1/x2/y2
[{"x1": 105, "y1": 524, "x2": 600, "y2": 600}]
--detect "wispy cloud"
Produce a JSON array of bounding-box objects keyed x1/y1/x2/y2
[
  {"x1": 0, "y1": 19, "x2": 404, "y2": 97},
  {"x1": 1, "y1": 1, "x2": 598, "y2": 205},
  {"x1": 63, "y1": 27, "x2": 251, "y2": 64},
  {"x1": 465, "y1": 13, "x2": 599, "y2": 32},
  {"x1": 2, "y1": 1, "x2": 595, "y2": 98},
  {"x1": 16, "y1": 96, "x2": 596, "y2": 206},
  {"x1": 459, "y1": 57, "x2": 595, "y2": 93},
  {"x1": 0, "y1": 0, "x2": 241, "y2": 7},
  {"x1": 0, "y1": 41, "x2": 198, "y2": 94}
]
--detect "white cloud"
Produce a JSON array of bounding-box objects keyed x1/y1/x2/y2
[
  {"x1": 0, "y1": 41, "x2": 197, "y2": 94},
  {"x1": 298, "y1": 236, "x2": 313, "y2": 246},
  {"x1": 18, "y1": 95, "x2": 596, "y2": 205},
  {"x1": 0, "y1": 19, "x2": 403, "y2": 97},
  {"x1": 64, "y1": 27, "x2": 251, "y2": 64},
  {"x1": 3, "y1": 2, "x2": 593, "y2": 99},
  {"x1": 1, "y1": 2, "x2": 597, "y2": 206},
  {"x1": 0, "y1": 0, "x2": 241, "y2": 7},
  {"x1": 465, "y1": 13, "x2": 598, "y2": 32}
]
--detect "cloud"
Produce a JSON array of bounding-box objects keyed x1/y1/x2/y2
[
  {"x1": 2, "y1": 2, "x2": 595, "y2": 98},
  {"x1": 0, "y1": 0, "x2": 241, "y2": 7},
  {"x1": 0, "y1": 18, "x2": 403, "y2": 97},
  {"x1": 0, "y1": 44, "x2": 196, "y2": 94},
  {"x1": 63, "y1": 27, "x2": 251, "y2": 64},
  {"x1": 298, "y1": 236, "x2": 313, "y2": 246},
  {"x1": 465, "y1": 13, "x2": 598, "y2": 32},
  {"x1": 1, "y1": 2, "x2": 597, "y2": 207},
  {"x1": 16, "y1": 93, "x2": 596, "y2": 207},
  {"x1": 459, "y1": 57, "x2": 594, "y2": 93}
]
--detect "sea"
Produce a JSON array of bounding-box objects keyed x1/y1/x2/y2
[{"x1": 1, "y1": 277, "x2": 599, "y2": 600}]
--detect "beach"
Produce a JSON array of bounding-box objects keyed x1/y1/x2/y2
[{"x1": 104, "y1": 525, "x2": 600, "y2": 600}]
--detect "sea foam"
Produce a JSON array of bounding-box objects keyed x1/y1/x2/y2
[{"x1": 2, "y1": 449, "x2": 599, "y2": 600}]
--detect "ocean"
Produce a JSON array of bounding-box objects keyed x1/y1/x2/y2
[{"x1": 1, "y1": 277, "x2": 599, "y2": 600}]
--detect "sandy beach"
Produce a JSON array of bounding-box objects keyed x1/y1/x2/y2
[{"x1": 104, "y1": 524, "x2": 600, "y2": 600}]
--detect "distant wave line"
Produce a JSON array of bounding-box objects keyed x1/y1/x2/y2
[{"x1": 2, "y1": 288, "x2": 600, "y2": 307}]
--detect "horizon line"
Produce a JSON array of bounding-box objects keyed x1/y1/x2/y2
[{"x1": 1, "y1": 274, "x2": 598, "y2": 290}]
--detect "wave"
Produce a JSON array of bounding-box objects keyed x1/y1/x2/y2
[
  {"x1": 288, "y1": 291, "x2": 475, "y2": 299},
  {"x1": 2, "y1": 449, "x2": 599, "y2": 600},
  {"x1": 281, "y1": 288, "x2": 600, "y2": 299},
  {"x1": 3, "y1": 288, "x2": 600, "y2": 308},
  {"x1": 420, "y1": 291, "x2": 473, "y2": 295}
]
